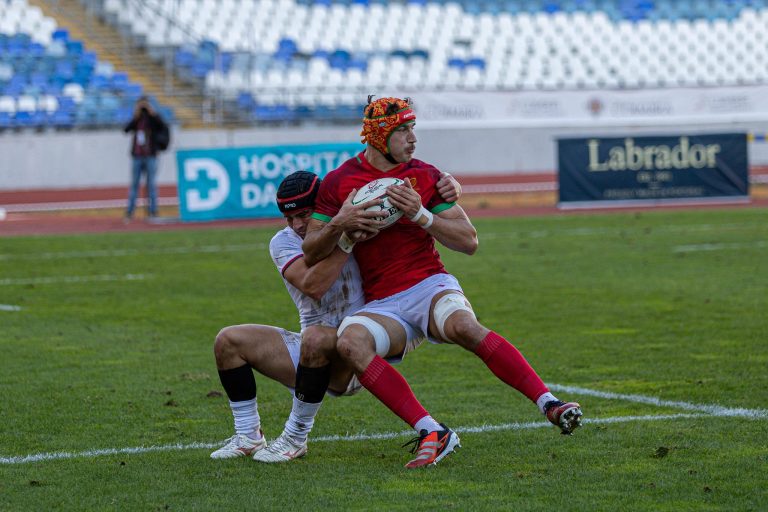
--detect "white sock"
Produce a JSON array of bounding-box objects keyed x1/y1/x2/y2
[
  {"x1": 283, "y1": 396, "x2": 322, "y2": 443},
  {"x1": 536, "y1": 392, "x2": 559, "y2": 414},
  {"x1": 414, "y1": 415, "x2": 442, "y2": 433},
  {"x1": 230, "y1": 398, "x2": 262, "y2": 439}
]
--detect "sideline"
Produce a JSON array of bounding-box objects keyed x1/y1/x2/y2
[{"x1": 0, "y1": 274, "x2": 150, "y2": 286}]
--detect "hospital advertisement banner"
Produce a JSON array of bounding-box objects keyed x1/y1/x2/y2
[
  {"x1": 557, "y1": 133, "x2": 749, "y2": 208},
  {"x1": 176, "y1": 142, "x2": 363, "y2": 221}
]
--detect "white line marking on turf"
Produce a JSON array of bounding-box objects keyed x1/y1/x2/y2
[
  {"x1": 548, "y1": 384, "x2": 768, "y2": 419},
  {"x1": 0, "y1": 243, "x2": 267, "y2": 261},
  {"x1": 3, "y1": 385, "x2": 766, "y2": 465},
  {"x1": 0, "y1": 304, "x2": 22, "y2": 311},
  {"x1": 672, "y1": 241, "x2": 768, "y2": 253},
  {"x1": 0, "y1": 274, "x2": 150, "y2": 286},
  {"x1": 0, "y1": 413, "x2": 706, "y2": 465}
]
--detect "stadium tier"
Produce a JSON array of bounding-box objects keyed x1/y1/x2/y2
[
  {"x1": 91, "y1": 0, "x2": 768, "y2": 124},
  {"x1": 3, "y1": 0, "x2": 767, "y2": 127},
  {"x1": 0, "y1": 0, "x2": 174, "y2": 129}
]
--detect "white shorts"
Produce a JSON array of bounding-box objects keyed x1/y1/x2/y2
[
  {"x1": 279, "y1": 327, "x2": 420, "y2": 397},
  {"x1": 355, "y1": 273, "x2": 464, "y2": 345}
]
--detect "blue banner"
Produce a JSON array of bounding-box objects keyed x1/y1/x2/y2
[
  {"x1": 558, "y1": 134, "x2": 749, "y2": 207},
  {"x1": 176, "y1": 142, "x2": 364, "y2": 221}
]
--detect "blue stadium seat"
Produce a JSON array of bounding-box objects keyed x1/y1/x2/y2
[
  {"x1": 115, "y1": 106, "x2": 134, "y2": 124},
  {"x1": 51, "y1": 29, "x2": 69, "y2": 42},
  {"x1": 0, "y1": 112, "x2": 12, "y2": 130},
  {"x1": 237, "y1": 91, "x2": 256, "y2": 110},
  {"x1": 50, "y1": 109, "x2": 75, "y2": 128},
  {"x1": 65, "y1": 41, "x2": 84, "y2": 56},
  {"x1": 122, "y1": 83, "x2": 143, "y2": 100},
  {"x1": 174, "y1": 48, "x2": 195, "y2": 68}
]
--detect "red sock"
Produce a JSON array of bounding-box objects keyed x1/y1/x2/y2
[
  {"x1": 475, "y1": 331, "x2": 549, "y2": 403},
  {"x1": 359, "y1": 355, "x2": 429, "y2": 428}
]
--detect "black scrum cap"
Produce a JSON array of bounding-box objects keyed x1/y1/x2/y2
[{"x1": 276, "y1": 171, "x2": 321, "y2": 213}]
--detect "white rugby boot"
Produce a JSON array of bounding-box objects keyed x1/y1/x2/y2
[
  {"x1": 253, "y1": 432, "x2": 308, "y2": 463},
  {"x1": 210, "y1": 431, "x2": 266, "y2": 459}
]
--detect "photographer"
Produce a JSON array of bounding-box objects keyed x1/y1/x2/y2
[{"x1": 123, "y1": 96, "x2": 168, "y2": 222}]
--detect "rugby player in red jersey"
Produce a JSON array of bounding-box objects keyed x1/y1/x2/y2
[{"x1": 302, "y1": 96, "x2": 583, "y2": 468}]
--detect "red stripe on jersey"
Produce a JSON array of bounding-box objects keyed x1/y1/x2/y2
[
  {"x1": 280, "y1": 254, "x2": 304, "y2": 276},
  {"x1": 314, "y1": 152, "x2": 449, "y2": 301}
]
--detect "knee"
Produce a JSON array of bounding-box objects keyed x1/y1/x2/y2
[
  {"x1": 301, "y1": 327, "x2": 336, "y2": 357},
  {"x1": 214, "y1": 327, "x2": 236, "y2": 359},
  {"x1": 336, "y1": 326, "x2": 371, "y2": 363},
  {"x1": 446, "y1": 315, "x2": 487, "y2": 349}
]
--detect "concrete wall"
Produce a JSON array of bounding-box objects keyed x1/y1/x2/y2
[{"x1": 2, "y1": 120, "x2": 767, "y2": 191}]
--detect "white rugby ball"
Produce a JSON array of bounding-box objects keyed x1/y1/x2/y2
[{"x1": 352, "y1": 177, "x2": 405, "y2": 228}]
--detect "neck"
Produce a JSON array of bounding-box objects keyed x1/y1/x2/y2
[{"x1": 364, "y1": 147, "x2": 399, "y2": 172}]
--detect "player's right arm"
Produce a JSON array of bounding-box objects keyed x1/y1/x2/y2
[{"x1": 303, "y1": 190, "x2": 385, "y2": 266}]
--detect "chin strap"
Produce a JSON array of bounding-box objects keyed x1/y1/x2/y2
[{"x1": 384, "y1": 152, "x2": 399, "y2": 165}]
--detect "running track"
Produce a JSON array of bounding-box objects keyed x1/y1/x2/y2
[{"x1": 1, "y1": 170, "x2": 767, "y2": 237}]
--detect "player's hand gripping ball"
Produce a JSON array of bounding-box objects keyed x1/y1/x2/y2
[{"x1": 352, "y1": 177, "x2": 405, "y2": 228}]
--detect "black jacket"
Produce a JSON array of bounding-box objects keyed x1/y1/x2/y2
[{"x1": 124, "y1": 111, "x2": 168, "y2": 157}]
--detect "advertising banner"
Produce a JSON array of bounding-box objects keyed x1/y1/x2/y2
[
  {"x1": 557, "y1": 133, "x2": 749, "y2": 208},
  {"x1": 176, "y1": 142, "x2": 363, "y2": 221},
  {"x1": 412, "y1": 86, "x2": 768, "y2": 126}
]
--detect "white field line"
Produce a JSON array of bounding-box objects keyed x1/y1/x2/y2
[
  {"x1": 0, "y1": 304, "x2": 22, "y2": 311},
  {"x1": 0, "y1": 224, "x2": 755, "y2": 261},
  {"x1": 0, "y1": 243, "x2": 267, "y2": 261},
  {"x1": 0, "y1": 274, "x2": 150, "y2": 286},
  {"x1": 549, "y1": 384, "x2": 768, "y2": 419},
  {"x1": 3, "y1": 382, "x2": 767, "y2": 465},
  {"x1": 0, "y1": 413, "x2": 706, "y2": 465},
  {"x1": 672, "y1": 241, "x2": 768, "y2": 253}
]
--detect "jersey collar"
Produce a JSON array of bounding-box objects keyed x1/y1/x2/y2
[{"x1": 357, "y1": 151, "x2": 406, "y2": 174}]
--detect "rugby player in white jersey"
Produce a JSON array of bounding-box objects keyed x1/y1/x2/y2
[{"x1": 210, "y1": 170, "x2": 461, "y2": 461}]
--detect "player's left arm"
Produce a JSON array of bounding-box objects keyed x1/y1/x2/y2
[
  {"x1": 387, "y1": 179, "x2": 478, "y2": 255},
  {"x1": 436, "y1": 172, "x2": 462, "y2": 203}
]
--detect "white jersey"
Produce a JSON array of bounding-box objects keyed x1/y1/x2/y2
[{"x1": 269, "y1": 226, "x2": 365, "y2": 330}]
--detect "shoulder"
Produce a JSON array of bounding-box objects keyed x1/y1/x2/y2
[
  {"x1": 323, "y1": 158, "x2": 359, "y2": 184},
  {"x1": 405, "y1": 159, "x2": 443, "y2": 189},
  {"x1": 269, "y1": 227, "x2": 300, "y2": 252},
  {"x1": 407, "y1": 158, "x2": 440, "y2": 175}
]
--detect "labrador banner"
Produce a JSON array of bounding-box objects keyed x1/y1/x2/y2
[
  {"x1": 557, "y1": 133, "x2": 749, "y2": 208},
  {"x1": 177, "y1": 142, "x2": 363, "y2": 221}
]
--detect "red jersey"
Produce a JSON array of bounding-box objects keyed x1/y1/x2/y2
[{"x1": 312, "y1": 152, "x2": 454, "y2": 301}]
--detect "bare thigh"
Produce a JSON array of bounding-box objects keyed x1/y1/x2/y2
[{"x1": 216, "y1": 324, "x2": 297, "y2": 388}]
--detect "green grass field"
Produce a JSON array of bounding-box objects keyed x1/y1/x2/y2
[{"x1": 1, "y1": 208, "x2": 767, "y2": 511}]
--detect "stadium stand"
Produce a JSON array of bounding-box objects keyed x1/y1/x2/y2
[
  {"x1": 83, "y1": 0, "x2": 768, "y2": 125},
  {"x1": 3, "y1": 0, "x2": 767, "y2": 126},
  {"x1": 0, "y1": 0, "x2": 175, "y2": 130}
]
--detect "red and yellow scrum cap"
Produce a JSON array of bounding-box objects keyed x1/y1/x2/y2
[{"x1": 360, "y1": 96, "x2": 416, "y2": 155}]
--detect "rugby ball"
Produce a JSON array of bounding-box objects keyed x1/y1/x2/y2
[{"x1": 352, "y1": 177, "x2": 405, "y2": 228}]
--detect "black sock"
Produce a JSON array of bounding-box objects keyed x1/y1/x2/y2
[
  {"x1": 294, "y1": 364, "x2": 331, "y2": 403},
  {"x1": 217, "y1": 364, "x2": 256, "y2": 402}
]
